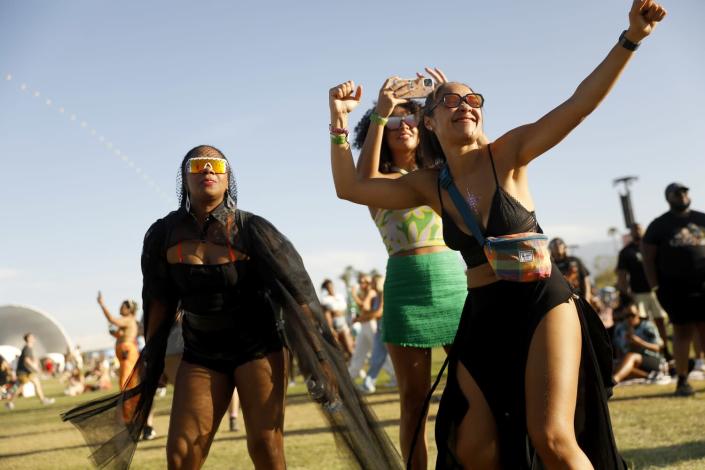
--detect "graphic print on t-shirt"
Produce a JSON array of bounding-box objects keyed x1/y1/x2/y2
[{"x1": 670, "y1": 223, "x2": 705, "y2": 247}]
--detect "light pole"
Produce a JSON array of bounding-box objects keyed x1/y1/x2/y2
[{"x1": 613, "y1": 176, "x2": 638, "y2": 229}]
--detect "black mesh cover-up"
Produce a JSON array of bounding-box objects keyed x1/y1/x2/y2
[{"x1": 61, "y1": 204, "x2": 402, "y2": 470}]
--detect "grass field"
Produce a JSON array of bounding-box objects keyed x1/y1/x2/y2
[{"x1": 1, "y1": 351, "x2": 705, "y2": 470}]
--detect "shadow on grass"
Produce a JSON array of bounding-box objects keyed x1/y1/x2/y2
[
  {"x1": 0, "y1": 435, "x2": 169, "y2": 459},
  {"x1": 0, "y1": 442, "x2": 90, "y2": 459},
  {"x1": 196, "y1": 413, "x2": 440, "y2": 445},
  {"x1": 610, "y1": 384, "x2": 705, "y2": 402},
  {"x1": 0, "y1": 426, "x2": 68, "y2": 440},
  {"x1": 622, "y1": 440, "x2": 705, "y2": 468}
]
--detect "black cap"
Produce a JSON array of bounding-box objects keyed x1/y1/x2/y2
[{"x1": 665, "y1": 182, "x2": 689, "y2": 198}]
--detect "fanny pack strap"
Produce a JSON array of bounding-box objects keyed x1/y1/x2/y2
[
  {"x1": 407, "y1": 354, "x2": 450, "y2": 470},
  {"x1": 438, "y1": 165, "x2": 486, "y2": 245}
]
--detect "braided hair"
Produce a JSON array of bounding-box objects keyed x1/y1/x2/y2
[{"x1": 176, "y1": 145, "x2": 238, "y2": 209}]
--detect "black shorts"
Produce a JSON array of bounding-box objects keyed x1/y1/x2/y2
[
  {"x1": 640, "y1": 354, "x2": 662, "y2": 372},
  {"x1": 656, "y1": 284, "x2": 705, "y2": 325},
  {"x1": 181, "y1": 307, "x2": 284, "y2": 375}
]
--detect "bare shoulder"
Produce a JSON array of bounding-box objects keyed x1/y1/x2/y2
[
  {"x1": 402, "y1": 168, "x2": 442, "y2": 210},
  {"x1": 491, "y1": 131, "x2": 524, "y2": 167}
]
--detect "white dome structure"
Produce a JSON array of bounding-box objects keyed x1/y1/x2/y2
[{"x1": 0, "y1": 304, "x2": 73, "y2": 357}]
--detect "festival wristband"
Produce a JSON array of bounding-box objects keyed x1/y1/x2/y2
[
  {"x1": 370, "y1": 111, "x2": 388, "y2": 126},
  {"x1": 330, "y1": 133, "x2": 347, "y2": 145},
  {"x1": 329, "y1": 124, "x2": 348, "y2": 136}
]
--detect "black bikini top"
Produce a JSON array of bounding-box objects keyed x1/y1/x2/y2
[{"x1": 439, "y1": 144, "x2": 541, "y2": 268}]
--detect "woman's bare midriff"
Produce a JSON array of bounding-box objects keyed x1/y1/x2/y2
[
  {"x1": 392, "y1": 245, "x2": 449, "y2": 257},
  {"x1": 466, "y1": 262, "x2": 500, "y2": 289}
]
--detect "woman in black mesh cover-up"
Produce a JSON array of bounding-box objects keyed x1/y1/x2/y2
[{"x1": 62, "y1": 145, "x2": 402, "y2": 470}]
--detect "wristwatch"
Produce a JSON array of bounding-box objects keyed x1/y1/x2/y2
[{"x1": 618, "y1": 30, "x2": 640, "y2": 51}]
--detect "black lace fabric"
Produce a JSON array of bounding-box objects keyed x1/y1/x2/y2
[{"x1": 61, "y1": 207, "x2": 402, "y2": 469}]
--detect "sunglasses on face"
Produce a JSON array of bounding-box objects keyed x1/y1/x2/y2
[
  {"x1": 430, "y1": 93, "x2": 484, "y2": 112},
  {"x1": 187, "y1": 157, "x2": 228, "y2": 174},
  {"x1": 385, "y1": 115, "x2": 418, "y2": 130}
]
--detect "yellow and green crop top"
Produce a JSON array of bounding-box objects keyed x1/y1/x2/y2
[{"x1": 373, "y1": 206, "x2": 447, "y2": 256}]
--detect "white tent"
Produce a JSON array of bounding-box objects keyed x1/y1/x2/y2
[{"x1": 0, "y1": 304, "x2": 73, "y2": 358}]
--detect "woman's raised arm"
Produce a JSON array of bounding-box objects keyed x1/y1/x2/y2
[
  {"x1": 329, "y1": 81, "x2": 428, "y2": 209},
  {"x1": 504, "y1": 0, "x2": 666, "y2": 166}
]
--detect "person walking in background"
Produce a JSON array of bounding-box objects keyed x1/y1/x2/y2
[
  {"x1": 616, "y1": 223, "x2": 670, "y2": 359},
  {"x1": 360, "y1": 274, "x2": 397, "y2": 393},
  {"x1": 348, "y1": 273, "x2": 378, "y2": 380},
  {"x1": 350, "y1": 71, "x2": 467, "y2": 468},
  {"x1": 320, "y1": 279, "x2": 354, "y2": 360},
  {"x1": 643, "y1": 182, "x2": 705, "y2": 397},
  {"x1": 15, "y1": 333, "x2": 54, "y2": 406},
  {"x1": 227, "y1": 389, "x2": 241, "y2": 432},
  {"x1": 550, "y1": 237, "x2": 593, "y2": 303}
]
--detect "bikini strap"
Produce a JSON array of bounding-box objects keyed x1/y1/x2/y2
[
  {"x1": 436, "y1": 173, "x2": 445, "y2": 212},
  {"x1": 487, "y1": 143, "x2": 500, "y2": 187},
  {"x1": 177, "y1": 242, "x2": 183, "y2": 263}
]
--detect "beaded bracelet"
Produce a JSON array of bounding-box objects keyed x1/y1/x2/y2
[{"x1": 329, "y1": 124, "x2": 349, "y2": 136}]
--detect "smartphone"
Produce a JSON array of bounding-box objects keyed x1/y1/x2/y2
[{"x1": 394, "y1": 77, "x2": 434, "y2": 99}]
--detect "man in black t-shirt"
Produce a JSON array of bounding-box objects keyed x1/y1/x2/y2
[
  {"x1": 550, "y1": 237, "x2": 592, "y2": 301},
  {"x1": 643, "y1": 182, "x2": 705, "y2": 397},
  {"x1": 15, "y1": 333, "x2": 54, "y2": 405},
  {"x1": 616, "y1": 223, "x2": 670, "y2": 358}
]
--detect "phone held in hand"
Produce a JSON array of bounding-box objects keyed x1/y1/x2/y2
[{"x1": 394, "y1": 77, "x2": 434, "y2": 99}]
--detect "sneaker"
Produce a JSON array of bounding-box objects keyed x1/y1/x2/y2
[
  {"x1": 360, "y1": 376, "x2": 376, "y2": 394},
  {"x1": 5, "y1": 402, "x2": 14, "y2": 410},
  {"x1": 695, "y1": 358, "x2": 705, "y2": 372},
  {"x1": 142, "y1": 425, "x2": 157, "y2": 440},
  {"x1": 229, "y1": 416, "x2": 240, "y2": 432},
  {"x1": 41, "y1": 397, "x2": 55, "y2": 405},
  {"x1": 647, "y1": 371, "x2": 671, "y2": 385},
  {"x1": 675, "y1": 378, "x2": 695, "y2": 397}
]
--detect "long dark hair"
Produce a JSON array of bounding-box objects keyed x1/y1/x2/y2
[
  {"x1": 177, "y1": 145, "x2": 238, "y2": 208},
  {"x1": 353, "y1": 101, "x2": 432, "y2": 173},
  {"x1": 419, "y1": 83, "x2": 452, "y2": 168}
]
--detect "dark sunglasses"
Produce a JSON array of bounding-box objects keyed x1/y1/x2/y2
[
  {"x1": 385, "y1": 115, "x2": 418, "y2": 130},
  {"x1": 430, "y1": 93, "x2": 484, "y2": 112}
]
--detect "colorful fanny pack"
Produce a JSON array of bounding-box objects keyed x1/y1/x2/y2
[{"x1": 439, "y1": 165, "x2": 552, "y2": 282}]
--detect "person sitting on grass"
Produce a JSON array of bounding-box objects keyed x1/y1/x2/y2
[
  {"x1": 1, "y1": 353, "x2": 18, "y2": 409},
  {"x1": 613, "y1": 296, "x2": 666, "y2": 384}
]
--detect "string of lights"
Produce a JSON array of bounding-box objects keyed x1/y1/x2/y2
[{"x1": 4, "y1": 72, "x2": 176, "y2": 206}]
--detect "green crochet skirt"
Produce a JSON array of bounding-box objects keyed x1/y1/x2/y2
[{"x1": 381, "y1": 250, "x2": 466, "y2": 347}]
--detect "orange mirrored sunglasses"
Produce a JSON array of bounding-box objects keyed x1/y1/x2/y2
[{"x1": 187, "y1": 157, "x2": 228, "y2": 174}]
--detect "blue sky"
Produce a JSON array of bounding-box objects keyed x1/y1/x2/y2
[{"x1": 1, "y1": 0, "x2": 703, "y2": 350}]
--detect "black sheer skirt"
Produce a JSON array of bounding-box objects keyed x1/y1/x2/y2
[{"x1": 435, "y1": 266, "x2": 625, "y2": 469}]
